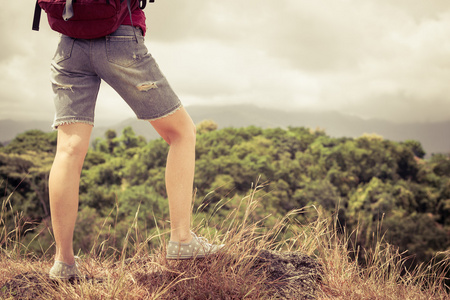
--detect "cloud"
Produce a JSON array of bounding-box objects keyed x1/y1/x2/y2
[
  {"x1": 1, "y1": 0, "x2": 450, "y2": 124},
  {"x1": 0, "y1": 2, "x2": 58, "y2": 123},
  {"x1": 144, "y1": 0, "x2": 210, "y2": 42}
]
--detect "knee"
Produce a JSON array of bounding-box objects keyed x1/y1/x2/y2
[
  {"x1": 166, "y1": 120, "x2": 196, "y2": 146},
  {"x1": 175, "y1": 121, "x2": 196, "y2": 145},
  {"x1": 56, "y1": 139, "x2": 89, "y2": 162},
  {"x1": 151, "y1": 107, "x2": 197, "y2": 146}
]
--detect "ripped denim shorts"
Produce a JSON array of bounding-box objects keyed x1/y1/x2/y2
[{"x1": 50, "y1": 25, "x2": 182, "y2": 129}]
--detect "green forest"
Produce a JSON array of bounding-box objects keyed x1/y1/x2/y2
[{"x1": 1, "y1": 122, "x2": 449, "y2": 269}]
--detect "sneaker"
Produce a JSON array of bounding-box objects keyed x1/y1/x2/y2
[
  {"x1": 166, "y1": 232, "x2": 224, "y2": 260},
  {"x1": 49, "y1": 260, "x2": 82, "y2": 280}
]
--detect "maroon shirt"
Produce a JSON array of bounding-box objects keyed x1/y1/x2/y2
[{"x1": 122, "y1": 8, "x2": 147, "y2": 36}]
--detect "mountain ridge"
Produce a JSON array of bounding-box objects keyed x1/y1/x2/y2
[{"x1": 1, "y1": 105, "x2": 449, "y2": 156}]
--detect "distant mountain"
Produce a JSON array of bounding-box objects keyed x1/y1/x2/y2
[
  {"x1": 90, "y1": 105, "x2": 450, "y2": 156},
  {"x1": 0, "y1": 119, "x2": 52, "y2": 144},
  {"x1": 1, "y1": 105, "x2": 449, "y2": 156}
]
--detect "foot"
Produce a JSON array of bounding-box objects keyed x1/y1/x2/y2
[
  {"x1": 49, "y1": 260, "x2": 82, "y2": 280},
  {"x1": 166, "y1": 231, "x2": 224, "y2": 260}
]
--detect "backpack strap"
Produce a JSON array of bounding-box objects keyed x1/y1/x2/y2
[
  {"x1": 32, "y1": 0, "x2": 42, "y2": 31},
  {"x1": 63, "y1": 0, "x2": 75, "y2": 21},
  {"x1": 32, "y1": 0, "x2": 75, "y2": 31},
  {"x1": 126, "y1": 0, "x2": 139, "y2": 43}
]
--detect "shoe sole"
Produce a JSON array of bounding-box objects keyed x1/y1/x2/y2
[{"x1": 166, "y1": 253, "x2": 207, "y2": 260}]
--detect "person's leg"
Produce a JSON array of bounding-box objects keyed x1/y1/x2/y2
[
  {"x1": 150, "y1": 107, "x2": 196, "y2": 243},
  {"x1": 49, "y1": 123, "x2": 93, "y2": 265},
  {"x1": 92, "y1": 27, "x2": 222, "y2": 254}
]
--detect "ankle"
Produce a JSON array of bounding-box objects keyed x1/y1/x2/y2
[
  {"x1": 55, "y1": 254, "x2": 75, "y2": 265},
  {"x1": 170, "y1": 231, "x2": 192, "y2": 244}
]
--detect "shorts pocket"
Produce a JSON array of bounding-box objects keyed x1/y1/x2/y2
[
  {"x1": 106, "y1": 35, "x2": 147, "y2": 67},
  {"x1": 53, "y1": 36, "x2": 75, "y2": 64}
]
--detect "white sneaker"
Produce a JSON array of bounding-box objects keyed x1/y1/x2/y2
[
  {"x1": 166, "y1": 232, "x2": 224, "y2": 260},
  {"x1": 49, "y1": 260, "x2": 82, "y2": 280}
]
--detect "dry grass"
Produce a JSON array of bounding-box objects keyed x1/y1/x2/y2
[
  {"x1": 308, "y1": 218, "x2": 450, "y2": 300},
  {"x1": 1, "y1": 183, "x2": 449, "y2": 299}
]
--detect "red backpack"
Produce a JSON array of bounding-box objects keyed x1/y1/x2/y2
[{"x1": 32, "y1": 0, "x2": 153, "y2": 39}]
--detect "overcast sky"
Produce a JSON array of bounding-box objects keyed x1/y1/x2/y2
[{"x1": 1, "y1": 0, "x2": 450, "y2": 126}]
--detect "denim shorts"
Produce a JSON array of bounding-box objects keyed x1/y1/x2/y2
[{"x1": 50, "y1": 25, "x2": 182, "y2": 129}]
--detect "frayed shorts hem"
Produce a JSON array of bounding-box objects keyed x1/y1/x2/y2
[
  {"x1": 52, "y1": 119, "x2": 95, "y2": 130},
  {"x1": 139, "y1": 103, "x2": 183, "y2": 122}
]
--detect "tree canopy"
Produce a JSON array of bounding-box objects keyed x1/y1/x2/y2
[{"x1": 1, "y1": 124, "x2": 449, "y2": 267}]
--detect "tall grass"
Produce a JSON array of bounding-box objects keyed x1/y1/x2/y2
[{"x1": 1, "y1": 182, "x2": 449, "y2": 299}]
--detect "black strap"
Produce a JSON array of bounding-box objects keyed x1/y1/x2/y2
[
  {"x1": 140, "y1": 0, "x2": 155, "y2": 9},
  {"x1": 32, "y1": 0, "x2": 42, "y2": 31}
]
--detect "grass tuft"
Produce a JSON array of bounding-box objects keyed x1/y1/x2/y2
[{"x1": 0, "y1": 182, "x2": 449, "y2": 299}]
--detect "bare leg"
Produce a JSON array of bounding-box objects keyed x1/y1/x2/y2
[
  {"x1": 151, "y1": 107, "x2": 196, "y2": 243},
  {"x1": 49, "y1": 123, "x2": 92, "y2": 265}
]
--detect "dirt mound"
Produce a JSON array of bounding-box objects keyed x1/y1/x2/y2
[{"x1": 253, "y1": 249, "x2": 323, "y2": 299}]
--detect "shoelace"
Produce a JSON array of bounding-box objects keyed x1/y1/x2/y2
[{"x1": 191, "y1": 232, "x2": 212, "y2": 247}]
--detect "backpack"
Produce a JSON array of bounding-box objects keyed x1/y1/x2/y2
[{"x1": 32, "y1": 0, "x2": 154, "y2": 39}]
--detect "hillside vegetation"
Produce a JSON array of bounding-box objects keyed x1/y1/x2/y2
[{"x1": 0, "y1": 122, "x2": 449, "y2": 298}]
